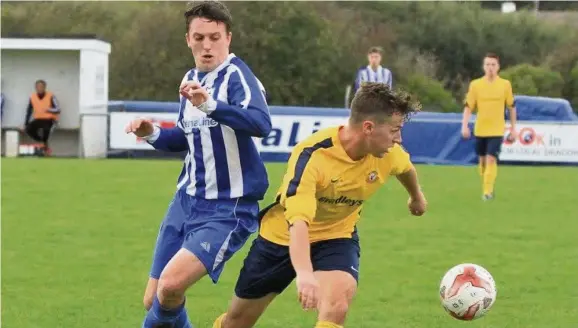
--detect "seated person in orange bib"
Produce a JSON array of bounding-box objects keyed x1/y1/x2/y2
[
  {"x1": 24, "y1": 79, "x2": 61, "y2": 155},
  {"x1": 212, "y1": 82, "x2": 428, "y2": 328}
]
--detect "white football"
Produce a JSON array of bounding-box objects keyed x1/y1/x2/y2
[{"x1": 439, "y1": 263, "x2": 497, "y2": 320}]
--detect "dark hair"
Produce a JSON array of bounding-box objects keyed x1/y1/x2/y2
[
  {"x1": 484, "y1": 52, "x2": 500, "y2": 63},
  {"x1": 368, "y1": 46, "x2": 383, "y2": 55},
  {"x1": 184, "y1": 1, "x2": 232, "y2": 32},
  {"x1": 35, "y1": 79, "x2": 46, "y2": 87},
  {"x1": 350, "y1": 82, "x2": 421, "y2": 124}
]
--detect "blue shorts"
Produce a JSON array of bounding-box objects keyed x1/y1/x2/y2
[
  {"x1": 234, "y1": 233, "x2": 361, "y2": 299},
  {"x1": 149, "y1": 190, "x2": 259, "y2": 283},
  {"x1": 475, "y1": 136, "x2": 503, "y2": 157}
]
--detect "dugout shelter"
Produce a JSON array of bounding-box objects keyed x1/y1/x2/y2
[{"x1": 1, "y1": 35, "x2": 111, "y2": 158}]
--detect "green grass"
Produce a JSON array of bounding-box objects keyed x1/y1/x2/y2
[{"x1": 2, "y1": 158, "x2": 578, "y2": 328}]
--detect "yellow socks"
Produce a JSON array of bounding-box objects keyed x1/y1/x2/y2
[
  {"x1": 315, "y1": 321, "x2": 343, "y2": 328},
  {"x1": 483, "y1": 162, "x2": 497, "y2": 195},
  {"x1": 212, "y1": 313, "x2": 226, "y2": 328}
]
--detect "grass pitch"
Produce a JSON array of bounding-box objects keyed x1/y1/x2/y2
[{"x1": 2, "y1": 158, "x2": 577, "y2": 328}]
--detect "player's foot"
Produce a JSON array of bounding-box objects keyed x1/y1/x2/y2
[{"x1": 482, "y1": 193, "x2": 494, "y2": 201}]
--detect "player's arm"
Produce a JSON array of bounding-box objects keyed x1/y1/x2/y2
[
  {"x1": 353, "y1": 68, "x2": 363, "y2": 94},
  {"x1": 461, "y1": 82, "x2": 476, "y2": 136},
  {"x1": 24, "y1": 99, "x2": 33, "y2": 125},
  {"x1": 386, "y1": 68, "x2": 393, "y2": 89},
  {"x1": 199, "y1": 67, "x2": 271, "y2": 138},
  {"x1": 282, "y1": 150, "x2": 320, "y2": 277},
  {"x1": 392, "y1": 147, "x2": 421, "y2": 199},
  {"x1": 282, "y1": 150, "x2": 321, "y2": 308},
  {"x1": 396, "y1": 165, "x2": 422, "y2": 199},
  {"x1": 506, "y1": 81, "x2": 517, "y2": 133},
  {"x1": 143, "y1": 125, "x2": 188, "y2": 152},
  {"x1": 49, "y1": 95, "x2": 61, "y2": 114}
]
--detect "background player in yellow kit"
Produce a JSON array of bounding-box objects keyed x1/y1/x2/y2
[
  {"x1": 213, "y1": 83, "x2": 427, "y2": 328},
  {"x1": 461, "y1": 52, "x2": 517, "y2": 200}
]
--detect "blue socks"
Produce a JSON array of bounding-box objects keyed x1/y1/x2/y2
[{"x1": 142, "y1": 296, "x2": 192, "y2": 328}]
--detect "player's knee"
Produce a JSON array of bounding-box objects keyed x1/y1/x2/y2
[
  {"x1": 319, "y1": 297, "x2": 350, "y2": 322},
  {"x1": 157, "y1": 276, "x2": 185, "y2": 300},
  {"x1": 143, "y1": 294, "x2": 153, "y2": 311}
]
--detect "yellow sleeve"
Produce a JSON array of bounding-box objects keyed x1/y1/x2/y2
[
  {"x1": 505, "y1": 80, "x2": 515, "y2": 109},
  {"x1": 279, "y1": 146, "x2": 322, "y2": 226},
  {"x1": 390, "y1": 145, "x2": 414, "y2": 175},
  {"x1": 465, "y1": 81, "x2": 477, "y2": 111}
]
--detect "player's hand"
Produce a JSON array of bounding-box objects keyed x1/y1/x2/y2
[
  {"x1": 508, "y1": 129, "x2": 518, "y2": 142},
  {"x1": 180, "y1": 81, "x2": 209, "y2": 107},
  {"x1": 124, "y1": 118, "x2": 154, "y2": 138},
  {"x1": 461, "y1": 126, "x2": 471, "y2": 139},
  {"x1": 408, "y1": 191, "x2": 427, "y2": 216},
  {"x1": 295, "y1": 270, "x2": 319, "y2": 311}
]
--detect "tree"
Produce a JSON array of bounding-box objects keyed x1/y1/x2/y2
[{"x1": 501, "y1": 64, "x2": 565, "y2": 98}]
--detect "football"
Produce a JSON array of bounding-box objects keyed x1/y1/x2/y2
[{"x1": 439, "y1": 263, "x2": 497, "y2": 320}]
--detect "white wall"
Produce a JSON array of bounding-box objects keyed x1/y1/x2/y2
[
  {"x1": 1, "y1": 49, "x2": 80, "y2": 129},
  {"x1": 79, "y1": 49, "x2": 109, "y2": 157}
]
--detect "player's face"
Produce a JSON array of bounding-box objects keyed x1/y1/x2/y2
[
  {"x1": 35, "y1": 83, "x2": 45, "y2": 94},
  {"x1": 363, "y1": 112, "x2": 404, "y2": 158},
  {"x1": 367, "y1": 53, "x2": 381, "y2": 67},
  {"x1": 186, "y1": 18, "x2": 231, "y2": 72},
  {"x1": 483, "y1": 57, "x2": 499, "y2": 77}
]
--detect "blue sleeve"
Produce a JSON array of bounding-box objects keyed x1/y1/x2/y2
[
  {"x1": 208, "y1": 66, "x2": 272, "y2": 137},
  {"x1": 387, "y1": 69, "x2": 393, "y2": 88},
  {"x1": 150, "y1": 127, "x2": 188, "y2": 152}
]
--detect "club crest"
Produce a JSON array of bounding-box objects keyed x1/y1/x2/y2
[{"x1": 367, "y1": 171, "x2": 378, "y2": 183}]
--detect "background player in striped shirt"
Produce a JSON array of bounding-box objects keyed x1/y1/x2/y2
[
  {"x1": 352, "y1": 46, "x2": 393, "y2": 95},
  {"x1": 212, "y1": 83, "x2": 427, "y2": 328},
  {"x1": 461, "y1": 53, "x2": 517, "y2": 200},
  {"x1": 124, "y1": 2, "x2": 271, "y2": 327}
]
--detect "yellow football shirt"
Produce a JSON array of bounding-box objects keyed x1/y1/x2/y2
[
  {"x1": 465, "y1": 76, "x2": 515, "y2": 137},
  {"x1": 259, "y1": 126, "x2": 414, "y2": 246}
]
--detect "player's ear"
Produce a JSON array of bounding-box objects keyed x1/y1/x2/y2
[
  {"x1": 362, "y1": 120, "x2": 374, "y2": 135},
  {"x1": 185, "y1": 33, "x2": 192, "y2": 49},
  {"x1": 226, "y1": 31, "x2": 232, "y2": 45}
]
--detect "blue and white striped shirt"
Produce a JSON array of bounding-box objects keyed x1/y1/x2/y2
[
  {"x1": 147, "y1": 53, "x2": 272, "y2": 201},
  {"x1": 353, "y1": 65, "x2": 393, "y2": 93}
]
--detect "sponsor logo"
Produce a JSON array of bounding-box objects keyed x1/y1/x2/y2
[
  {"x1": 318, "y1": 196, "x2": 364, "y2": 207},
  {"x1": 181, "y1": 117, "x2": 218, "y2": 129}
]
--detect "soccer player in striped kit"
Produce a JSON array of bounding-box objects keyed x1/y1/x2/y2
[
  {"x1": 125, "y1": 2, "x2": 271, "y2": 327},
  {"x1": 352, "y1": 46, "x2": 393, "y2": 95}
]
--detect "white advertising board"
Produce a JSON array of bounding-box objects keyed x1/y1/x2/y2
[
  {"x1": 109, "y1": 112, "x2": 348, "y2": 151},
  {"x1": 500, "y1": 123, "x2": 578, "y2": 163}
]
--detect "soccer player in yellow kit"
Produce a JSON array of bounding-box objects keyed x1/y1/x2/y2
[
  {"x1": 212, "y1": 83, "x2": 428, "y2": 328},
  {"x1": 461, "y1": 53, "x2": 517, "y2": 200}
]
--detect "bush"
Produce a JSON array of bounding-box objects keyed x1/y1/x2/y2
[
  {"x1": 401, "y1": 74, "x2": 460, "y2": 113},
  {"x1": 501, "y1": 64, "x2": 565, "y2": 98}
]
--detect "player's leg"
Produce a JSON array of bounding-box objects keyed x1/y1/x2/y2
[
  {"x1": 25, "y1": 119, "x2": 43, "y2": 142},
  {"x1": 475, "y1": 137, "x2": 487, "y2": 178},
  {"x1": 143, "y1": 248, "x2": 207, "y2": 327},
  {"x1": 213, "y1": 235, "x2": 297, "y2": 328},
  {"x1": 311, "y1": 232, "x2": 361, "y2": 328},
  {"x1": 142, "y1": 191, "x2": 196, "y2": 328},
  {"x1": 482, "y1": 137, "x2": 503, "y2": 200},
  {"x1": 475, "y1": 137, "x2": 488, "y2": 196},
  {"x1": 147, "y1": 197, "x2": 259, "y2": 327},
  {"x1": 143, "y1": 192, "x2": 188, "y2": 310},
  {"x1": 314, "y1": 271, "x2": 357, "y2": 328},
  {"x1": 39, "y1": 119, "x2": 56, "y2": 152}
]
